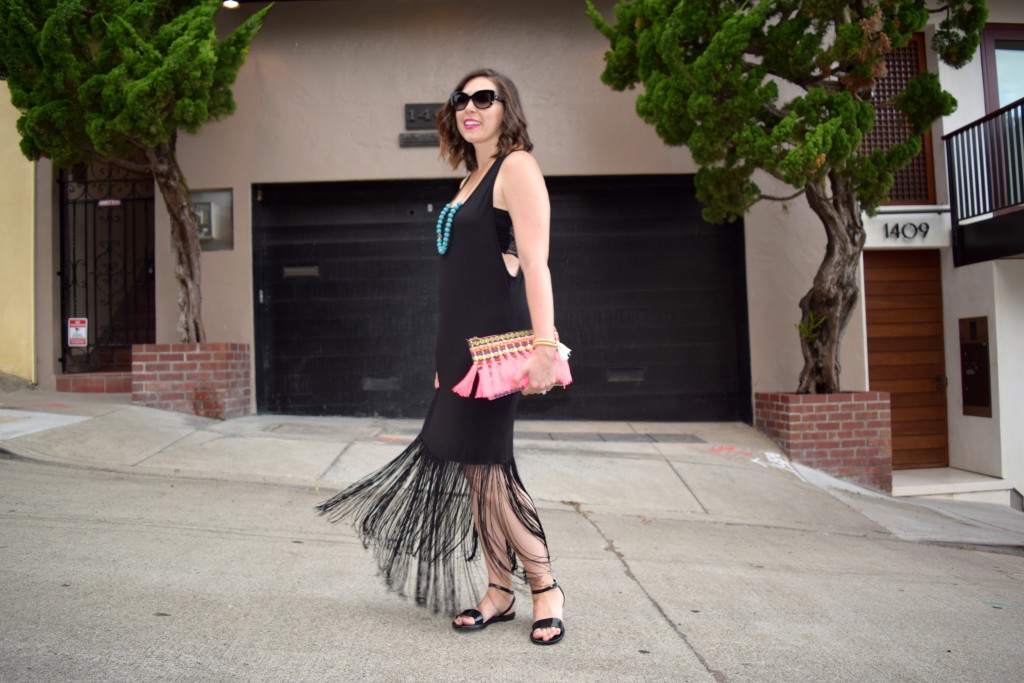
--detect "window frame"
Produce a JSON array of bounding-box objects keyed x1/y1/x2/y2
[{"x1": 981, "y1": 23, "x2": 1024, "y2": 114}]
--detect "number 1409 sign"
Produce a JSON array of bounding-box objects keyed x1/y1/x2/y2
[{"x1": 883, "y1": 222, "x2": 930, "y2": 241}]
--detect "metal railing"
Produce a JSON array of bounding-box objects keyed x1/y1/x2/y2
[{"x1": 945, "y1": 96, "x2": 1024, "y2": 225}]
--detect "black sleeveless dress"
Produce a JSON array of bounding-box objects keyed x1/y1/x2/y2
[{"x1": 316, "y1": 156, "x2": 550, "y2": 614}]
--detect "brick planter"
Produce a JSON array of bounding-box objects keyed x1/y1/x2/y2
[
  {"x1": 131, "y1": 343, "x2": 251, "y2": 420},
  {"x1": 754, "y1": 391, "x2": 892, "y2": 492}
]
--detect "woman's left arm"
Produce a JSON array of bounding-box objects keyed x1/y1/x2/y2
[{"x1": 498, "y1": 151, "x2": 557, "y2": 394}]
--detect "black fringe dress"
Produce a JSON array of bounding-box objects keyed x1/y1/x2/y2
[{"x1": 316, "y1": 156, "x2": 550, "y2": 614}]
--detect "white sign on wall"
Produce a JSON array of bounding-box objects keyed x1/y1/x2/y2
[
  {"x1": 863, "y1": 209, "x2": 952, "y2": 249},
  {"x1": 67, "y1": 318, "x2": 88, "y2": 347}
]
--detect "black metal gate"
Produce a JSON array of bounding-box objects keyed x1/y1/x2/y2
[{"x1": 58, "y1": 163, "x2": 156, "y2": 373}]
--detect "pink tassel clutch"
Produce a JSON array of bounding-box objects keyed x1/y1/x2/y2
[{"x1": 452, "y1": 329, "x2": 573, "y2": 400}]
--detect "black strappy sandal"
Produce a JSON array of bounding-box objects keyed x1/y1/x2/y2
[
  {"x1": 452, "y1": 583, "x2": 516, "y2": 631},
  {"x1": 530, "y1": 580, "x2": 566, "y2": 645}
]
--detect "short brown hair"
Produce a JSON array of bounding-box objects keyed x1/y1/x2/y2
[{"x1": 436, "y1": 68, "x2": 534, "y2": 172}]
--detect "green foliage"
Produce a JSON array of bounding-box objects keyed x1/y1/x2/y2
[
  {"x1": 895, "y1": 72, "x2": 958, "y2": 134},
  {"x1": 0, "y1": 0, "x2": 271, "y2": 168},
  {"x1": 586, "y1": 0, "x2": 987, "y2": 223},
  {"x1": 932, "y1": 0, "x2": 988, "y2": 67},
  {"x1": 796, "y1": 310, "x2": 827, "y2": 342}
]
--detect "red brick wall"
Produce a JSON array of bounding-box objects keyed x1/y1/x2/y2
[
  {"x1": 754, "y1": 391, "x2": 892, "y2": 492},
  {"x1": 131, "y1": 343, "x2": 251, "y2": 419},
  {"x1": 56, "y1": 372, "x2": 132, "y2": 394}
]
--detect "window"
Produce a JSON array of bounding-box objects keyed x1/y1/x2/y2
[
  {"x1": 861, "y1": 33, "x2": 936, "y2": 205},
  {"x1": 982, "y1": 24, "x2": 1024, "y2": 112}
]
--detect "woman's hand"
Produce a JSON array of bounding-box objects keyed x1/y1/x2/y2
[{"x1": 514, "y1": 346, "x2": 557, "y2": 395}]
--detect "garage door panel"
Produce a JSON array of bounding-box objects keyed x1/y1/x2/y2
[
  {"x1": 559, "y1": 293, "x2": 735, "y2": 317},
  {"x1": 254, "y1": 175, "x2": 750, "y2": 421}
]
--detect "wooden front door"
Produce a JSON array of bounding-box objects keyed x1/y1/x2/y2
[{"x1": 864, "y1": 250, "x2": 949, "y2": 469}]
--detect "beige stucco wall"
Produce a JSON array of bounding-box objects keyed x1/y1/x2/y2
[
  {"x1": 933, "y1": 0, "x2": 1024, "y2": 489},
  {"x1": 941, "y1": 253, "x2": 1001, "y2": 477},
  {"x1": 29, "y1": 0, "x2": 1017, "y2": 441},
  {"x1": 940, "y1": 252, "x2": 1023, "y2": 488},
  {"x1": 994, "y1": 260, "x2": 1024, "y2": 490},
  {"x1": 167, "y1": 0, "x2": 869, "y2": 401},
  {"x1": 746, "y1": 1, "x2": 1024, "y2": 400},
  {"x1": 168, "y1": 0, "x2": 697, "y2": 347},
  {"x1": 34, "y1": 160, "x2": 59, "y2": 390},
  {"x1": 745, "y1": 175, "x2": 869, "y2": 393},
  {"x1": 989, "y1": 0, "x2": 1024, "y2": 27},
  {"x1": 0, "y1": 89, "x2": 35, "y2": 383}
]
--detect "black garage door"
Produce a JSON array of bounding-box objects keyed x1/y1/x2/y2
[{"x1": 253, "y1": 175, "x2": 750, "y2": 421}]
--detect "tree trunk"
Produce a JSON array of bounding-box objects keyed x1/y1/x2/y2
[
  {"x1": 144, "y1": 134, "x2": 206, "y2": 343},
  {"x1": 796, "y1": 172, "x2": 866, "y2": 393}
]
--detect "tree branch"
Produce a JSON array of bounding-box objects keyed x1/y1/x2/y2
[
  {"x1": 756, "y1": 188, "x2": 807, "y2": 203},
  {"x1": 763, "y1": 101, "x2": 787, "y2": 119},
  {"x1": 100, "y1": 156, "x2": 152, "y2": 175}
]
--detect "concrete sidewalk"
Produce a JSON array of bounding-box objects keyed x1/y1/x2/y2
[
  {"x1": 2, "y1": 387, "x2": 1024, "y2": 682},
  {"x1": 2, "y1": 387, "x2": 1023, "y2": 550}
]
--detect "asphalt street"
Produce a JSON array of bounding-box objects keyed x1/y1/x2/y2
[{"x1": 2, "y1": 443, "x2": 1023, "y2": 682}]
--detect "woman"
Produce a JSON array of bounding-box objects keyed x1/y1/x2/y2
[{"x1": 317, "y1": 68, "x2": 565, "y2": 646}]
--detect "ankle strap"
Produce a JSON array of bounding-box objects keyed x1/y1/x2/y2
[
  {"x1": 488, "y1": 583, "x2": 514, "y2": 595},
  {"x1": 531, "y1": 580, "x2": 559, "y2": 595}
]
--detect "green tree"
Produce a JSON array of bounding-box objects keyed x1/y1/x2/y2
[
  {"x1": 0, "y1": 0, "x2": 271, "y2": 342},
  {"x1": 587, "y1": 0, "x2": 986, "y2": 393}
]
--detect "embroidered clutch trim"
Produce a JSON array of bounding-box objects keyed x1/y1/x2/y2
[{"x1": 452, "y1": 329, "x2": 573, "y2": 400}]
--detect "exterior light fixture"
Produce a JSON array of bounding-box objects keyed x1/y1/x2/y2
[{"x1": 222, "y1": 1, "x2": 240, "y2": 9}]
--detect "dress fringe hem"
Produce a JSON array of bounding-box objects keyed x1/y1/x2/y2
[{"x1": 316, "y1": 437, "x2": 549, "y2": 615}]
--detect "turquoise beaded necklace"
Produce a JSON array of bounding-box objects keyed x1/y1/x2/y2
[
  {"x1": 435, "y1": 201, "x2": 463, "y2": 254},
  {"x1": 436, "y1": 159, "x2": 497, "y2": 254}
]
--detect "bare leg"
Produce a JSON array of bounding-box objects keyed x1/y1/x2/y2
[
  {"x1": 453, "y1": 466, "x2": 516, "y2": 626},
  {"x1": 503, "y1": 483, "x2": 564, "y2": 643},
  {"x1": 453, "y1": 464, "x2": 563, "y2": 641}
]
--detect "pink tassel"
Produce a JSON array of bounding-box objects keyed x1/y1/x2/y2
[
  {"x1": 510, "y1": 353, "x2": 535, "y2": 398},
  {"x1": 475, "y1": 362, "x2": 501, "y2": 399},
  {"x1": 554, "y1": 357, "x2": 573, "y2": 387},
  {"x1": 492, "y1": 361, "x2": 512, "y2": 398},
  {"x1": 491, "y1": 361, "x2": 511, "y2": 398},
  {"x1": 451, "y1": 363, "x2": 478, "y2": 397},
  {"x1": 497, "y1": 356, "x2": 519, "y2": 393}
]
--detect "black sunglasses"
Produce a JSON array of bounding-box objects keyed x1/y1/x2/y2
[{"x1": 450, "y1": 90, "x2": 505, "y2": 111}]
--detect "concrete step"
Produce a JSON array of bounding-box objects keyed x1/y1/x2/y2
[{"x1": 892, "y1": 467, "x2": 1019, "y2": 508}]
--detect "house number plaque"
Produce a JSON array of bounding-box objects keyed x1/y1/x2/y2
[
  {"x1": 882, "y1": 222, "x2": 930, "y2": 241},
  {"x1": 400, "y1": 103, "x2": 442, "y2": 148},
  {"x1": 404, "y1": 103, "x2": 443, "y2": 130}
]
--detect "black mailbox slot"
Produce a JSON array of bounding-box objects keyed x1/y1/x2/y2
[{"x1": 959, "y1": 316, "x2": 992, "y2": 418}]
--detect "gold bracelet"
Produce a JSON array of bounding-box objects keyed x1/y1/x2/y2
[{"x1": 532, "y1": 338, "x2": 559, "y2": 348}]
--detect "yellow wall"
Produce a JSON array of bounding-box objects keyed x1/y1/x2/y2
[{"x1": 0, "y1": 88, "x2": 35, "y2": 382}]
